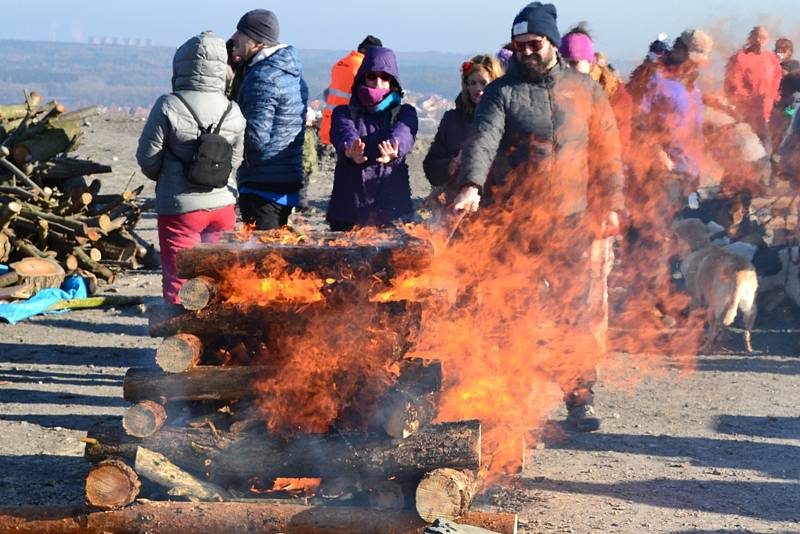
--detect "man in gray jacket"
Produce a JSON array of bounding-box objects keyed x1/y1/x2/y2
[
  {"x1": 136, "y1": 31, "x2": 246, "y2": 304},
  {"x1": 454, "y1": 2, "x2": 625, "y2": 431}
]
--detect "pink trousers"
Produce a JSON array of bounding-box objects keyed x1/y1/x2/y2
[{"x1": 157, "y1": 205, "x2": 236, "y2": 304}]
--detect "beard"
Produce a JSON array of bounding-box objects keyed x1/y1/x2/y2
[{"x1": 516, "y1": 49, "x2": 557, "y2": 79}]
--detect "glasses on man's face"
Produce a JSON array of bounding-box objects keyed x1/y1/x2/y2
[
  {"x1": 512, "y1": 38, "x2": 545, "y2": 53},
  {"x1": 365, "y1": 72, "x2": 392, "y2": 82}
]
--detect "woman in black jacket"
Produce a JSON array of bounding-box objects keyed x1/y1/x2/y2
[{"x1": 423, "y1": 55, "x2": 504, "y2": 204}]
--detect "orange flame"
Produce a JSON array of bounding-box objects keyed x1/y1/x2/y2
[{"x1": 249, "y1": 477, "x2": 322, "y2": 497}]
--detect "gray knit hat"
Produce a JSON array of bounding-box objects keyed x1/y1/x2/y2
[{"x1": 237, "y1": 9, "x2": 280, "y2": 45}]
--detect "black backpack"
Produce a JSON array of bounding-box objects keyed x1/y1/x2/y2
[{"x1": 170, "y1": 93, "x2": 234, "y2": 189}]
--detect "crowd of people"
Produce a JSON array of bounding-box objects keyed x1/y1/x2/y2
[{"x1": 135, "y1": 4, "x2": 800, "y2": 430}]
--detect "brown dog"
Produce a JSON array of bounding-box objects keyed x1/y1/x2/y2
[{"x1": 673, "y1": 219, "x2": 758, "y2": 352}]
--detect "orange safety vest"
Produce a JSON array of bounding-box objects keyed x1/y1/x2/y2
[{"x1": 320, "y1": 50, "x2": 364, "y2": 144}]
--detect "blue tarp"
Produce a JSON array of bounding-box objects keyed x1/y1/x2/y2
[{"x1": 0, "y1": 273, "x2": 89, "y2": 324}]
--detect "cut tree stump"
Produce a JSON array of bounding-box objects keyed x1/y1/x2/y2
[
  {"x1": 415, "y1": 469, "x2": 481, "y2": 523},
  {"x1": 155, "y1": 334, "x2": 203, "y2": 373},
  {"x1": 122, "y1": 400, "x2": 167, "y2": 438},
  {"x1": 84, "y1": 459, "x2": 140, "y2": 510},
  {"x1": 85, "y1": 419, "x2": 483, "y2": 485},
  {"x1": 134, "y1": 446, "x2": 229, "y2": 502},
  {"x1": 9, "y1": 256, "x2": 65, "y2": 293},
  {"x1": 0, "y1": 502, "x2": 518, "y2": 534}
]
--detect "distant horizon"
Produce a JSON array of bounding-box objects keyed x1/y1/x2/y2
[{"x1": 4, "y1": 0, "x2": 800, "y2": 64}]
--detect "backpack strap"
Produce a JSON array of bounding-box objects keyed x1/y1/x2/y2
[
  {"x1": 213, "y1": 101, "x2": 234, "y2": 135},
  {"x1": 172, "y1": 93, "x2": 208, "y2": 132}
]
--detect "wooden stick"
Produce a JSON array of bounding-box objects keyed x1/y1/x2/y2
[
  {"x1": 45, "y1": 295, "x2": 142, "y2": 311},
  {"x1": 0, "y1": 155, "x2": 45, "y2": 194},
  {"x1": 0, "y1": 502, "x2": 518, "y2": 534},
  {"x1": 84, "y1": 459, "x2": 140, "y2": 510},
  {"x1": 134, "y1": 446, "x2": 229, "y2": 502}
]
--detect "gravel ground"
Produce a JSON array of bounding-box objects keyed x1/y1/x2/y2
[{"x1": 0, "y1": 116, "x2": 798, "y2": 533}]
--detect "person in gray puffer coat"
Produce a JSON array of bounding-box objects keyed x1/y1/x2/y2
[
  {"x1": 136, "y1": 31, "x2": 245, "y2": 304},
  {"x1": 453, "y1": 2, "x2": 625, "y2": 434}
]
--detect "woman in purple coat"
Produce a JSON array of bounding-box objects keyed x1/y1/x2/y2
[{"x1": 326, "y1": 46, "x2": 419, "y2": 230}]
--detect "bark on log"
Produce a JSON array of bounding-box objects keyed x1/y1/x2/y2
[
  {"x1": 9, "y1": 256, "x2": 65, "y2": 292},
  {"x1": 84, "y1": 459, "x2": 140, "y2": 510},
  {"x1": 373, "y1": 359, "x2": 442, "y2": 438},
  {"x1": 178, "y1": 275, "x2": 218, "y2": 311},
  {"x1": 73, "y1": 246, "x2": 114, "y2": 282},
  {"x1": 0, "y1": 155, "x2": 46, "y2": 194},
  {"x1": 57, "y1": 105, "x2": 102, "y2": 123},
  {"x1": 147, "y1": 301, "x2": 421, "y2": 341},
  {"x1": 156, "y1": 334, "x2": 204, "y2": 373},
  {"x1": 95, "y1": 231, "x2": 138, "y2": 262},
  {"x1": 122, "y1": 400, "x2": 167, "y2": 438},
  {"x1": 415, "y1": 469, "x2": 481, "y2": 523},
  {"x1": 135, "y1": 446, "x2": 229, "y2": 502},
  {"x1": 85, "y1": 419, "x2": 483, "y2": 485},
  {"x1": 123, "y1": 365, "x2": 269, "y2": 403},
  {"x1": 0, "y1": 502, "x2": 518, "y2": 534},
  {"x1": 0, "y1": 230, "x2": 10, "y2": 263},
  {"x1": 0, "y1": 270, "x2": 19, "y2": 288},
  {"x1": 0, "y1": 200, "x2": 21, "y2": 230},
  {"x1": 11, "y1": 120, "x2": 81, "y2": 164},
  {"x1": 175, "y1": 231, "x2": 434, "y2": 280},
  {"x1": 39, "y1": 158, "x2": 112, "y2": 180}
]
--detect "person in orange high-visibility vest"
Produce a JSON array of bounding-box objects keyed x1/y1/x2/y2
[{"x1": 320, "y1": 35, "x2": 383, "y2": 144}]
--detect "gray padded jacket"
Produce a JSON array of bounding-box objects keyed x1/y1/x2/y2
[
  {"x1": 136, "y1": 32, "x2": 246, "y2": 215},
  {"x1": 459, "y1": 57, "x2": 625, "y2": 218}
]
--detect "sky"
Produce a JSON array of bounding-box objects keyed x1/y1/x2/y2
[{"x1": 3, "y1": 0, "x2": 800, "y2": 61}]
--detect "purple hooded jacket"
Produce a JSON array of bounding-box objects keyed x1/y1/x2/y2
[{"x1": 327, "y1": 46, "x2": 419, "y2": 226}]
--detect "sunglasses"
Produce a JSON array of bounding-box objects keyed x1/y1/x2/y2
[
  {"x1": 512, "y1": 39, "x2": 545, "y2": 53},
  {"x1": 365, "y1": 72, "x2": 392, "y2": 82}
]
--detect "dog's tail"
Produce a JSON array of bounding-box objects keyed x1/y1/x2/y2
[{"x1": 723, "y1": 268, "x2": 758, "y2": 326}]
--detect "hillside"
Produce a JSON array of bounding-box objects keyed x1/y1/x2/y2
[{"x1": 0, "y1": 39, "x2": 467, "y2": 109}]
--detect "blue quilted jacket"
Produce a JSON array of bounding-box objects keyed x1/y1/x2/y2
[{"x1": 236, "y1": 45, "x2": 309, "y2": 193}]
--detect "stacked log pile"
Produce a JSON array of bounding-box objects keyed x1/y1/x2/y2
[
  {"x1": 0, "y1": 92, "x2": 157, "y2": 297},
  {"x1": 79, "y1": 230, "x2": 517, "y2": 532}
]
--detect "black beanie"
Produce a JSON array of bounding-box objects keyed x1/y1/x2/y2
[
  {"x1": 357, "y1": 35, "x2": 383, "y2": 52},
  {"x1": 237, "y1": 9, "x2": 280, "y2": 45},
  {"x1": 511, "y1": 2, "x2": 561, "y2": 48}
]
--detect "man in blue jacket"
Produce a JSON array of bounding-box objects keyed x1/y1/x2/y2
[{"x1": 229, "y1": 9, "x2": 309, "y2": 229}]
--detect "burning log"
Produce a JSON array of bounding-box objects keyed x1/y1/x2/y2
[
  {"x1": 122, "y1": 400, "x2": 167, "y2": 438},
  {"x1": 372, "y1": 359, "x2": 442, "y2": 438},
  {"x1": 85, "y1": 419, "x2": 483, "y2": 484},
  {"x1": 175, "y1": 230, "x2": 434, "y2": 280},
  {"x1": 84, "y1": 459, "x2": 140, "y2": 510},
  {"x1": 0, "y1": 502, "x2": 518, "y2": 534},
  {"x1": 134, "y1": 446, "x2": 229, "y2": 502},
  {"x1": 178, "y1": 275, "x2": 217, "y2": 311},
  {"x1": 155, "y1": 334, "x2": 203, "y2": 373},
  {"x1": 147, "y1": 301, "x2": 421, "y2": 340},
  {"x1": 415, "y1": 469, "x2": 480, "y2": 523},
  {"x1": 123, "y1": 365, "x2": 270, "y2": 403}
]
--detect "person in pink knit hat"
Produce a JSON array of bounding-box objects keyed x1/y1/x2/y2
[{"x1": 559, "y1": 23, "x2": 595, "y2": 74}]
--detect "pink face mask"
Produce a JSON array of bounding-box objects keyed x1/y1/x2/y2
[{"x1": 357, "y1": 85, "x2": 391, "y2": 108}]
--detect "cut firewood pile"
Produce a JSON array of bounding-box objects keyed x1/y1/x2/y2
[
  {"x1": 0, "y1": 91, "x2": 158, "y2": 299},
  {"x1": 78, "y1": 228, "x2": 518, "y2": 533}
]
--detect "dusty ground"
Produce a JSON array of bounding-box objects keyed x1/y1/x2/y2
[{"x1": 0, "y1": 116, "x2": 799, "y2": 533}]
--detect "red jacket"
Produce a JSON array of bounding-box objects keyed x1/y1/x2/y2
[{"x1": 724, "y1": 49, "x2": 782, "y2": 123}]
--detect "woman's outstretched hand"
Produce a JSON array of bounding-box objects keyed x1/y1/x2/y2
[
  {"x1": 345, "y1": 139, "x2": 367, "y2": 164},
  {"x1": 376, "y1": 139, "x2": 400, "y2": 164}
]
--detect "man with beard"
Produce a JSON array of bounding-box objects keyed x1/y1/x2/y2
[{"x1": 453, "y1": 2, "x2": 624, "y2": 431}]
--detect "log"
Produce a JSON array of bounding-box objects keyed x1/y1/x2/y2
[
  {"x1": 123, "y1": 365, "x2": 269, "y2": 403},
  {"x1": 46, "y1": 295, "x2": 142, "y2": 311},
  {"x1": 73, "y1": 246, "x2": 114, "y2": 282},
  {"x1": 0, "y1": 502, "x2": 518, "y2": 534},
  {"x1": 415, "y1": 469, "x2": 480, "y2": 523},
  {"x1": 18, "y1": 202, "x2": 90, "y2": 237},
  {"x1": 9, "y1": 256, "x2": 65, "y2": 293},
  {"x1": 84, "y1": 459, "x2": 140, "y2": 510},
  {"x1": 178, "y1": 275, "x2": 217, "y2": 311},
  {"x1": 0, "y1": 231, "x2": 10, "y2": 263},
  {"x1": 0, "y1": 104, "x2": 34, "y2": 120},
  {"x1": 0, "y1": 270, "x2": 19, "y2": 288},
  {"x1": 11, "y1": 120, "x2": 81, "y2": 164},
  {"x1": 122, "y1": 400, "x2": 167, "y2": 438},
  {"x1": 58, "y1": 105, "x2": 102, "y2": 123},
  {"x1": 0, "y1": 200, "x2": 21, "y2": 229},
  {"x1": 95, "y1": 231, "x2": 138, "y2": 263},
  {"x1": 156, "y1": 334, "x2": 203, "y2": 373},
  {"x1": 134, "y1": 446, "x2": 229, "y2": 502},
  {"x1": 374, "y1": 359, "x2": 442, "y2": 438},
  {"x1": 85, "y1": 419, "x2": 483, "y2": 485},
  {"x1": 425, "y1": 518, "x2": 504, "y2": 534},
  {"x1": 147, "y1": 300, "x2": 421, "y2": 340},
  {"x1": 175, "y1": 230, "x2": 434, "y2": 280},
  {"x1": 0, "y1": 154, "x2": 46, "y2": 195}
]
